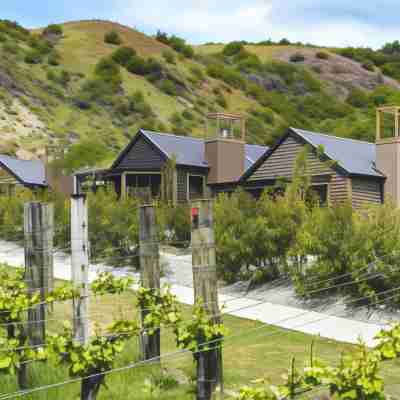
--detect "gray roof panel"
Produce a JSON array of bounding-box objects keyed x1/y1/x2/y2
[
  {"x1": 291, "y1": 128, "x2": 384, "y2": 178},
  {"x1": 142, "y1": 130, "x2": 269, "y2": 173},
  {"x1": 0, "y1": 155, "x2": 47, "y2": 186}
]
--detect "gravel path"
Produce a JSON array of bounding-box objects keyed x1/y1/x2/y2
[{"x1": 0, "y1": 240, "x2": 389, "y2": 347}]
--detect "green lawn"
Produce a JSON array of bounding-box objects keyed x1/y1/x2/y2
[{"x1": 1, "y1": 283, "x2": 400, "y2": 399}]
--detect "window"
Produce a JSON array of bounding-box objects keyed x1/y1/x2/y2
[
  {"x1": 125, "y1": 173, "x2": 162, "y2": 198},
  {"x1": 188, "y1": 175, "x2": 205, "y2": 200},
  {"x1": 310, "y1": 184, "x2": 328, "y2": 206}
]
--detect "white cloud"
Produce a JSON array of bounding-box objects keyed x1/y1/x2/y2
[
  {"x1": 115, "y1": 0, "x2": 272, "y2": 43},
  {"x1": 112, "y1": 0, "x2": 400, "y2": 48}
]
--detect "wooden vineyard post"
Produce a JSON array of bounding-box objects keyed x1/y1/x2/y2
[
  {"x1": 139, "y1": 204, "x2": 161, "y2": 361},
  {"x1": 24, "y1": 202, "x2": 54, "y2": 345},
  {"x1": 191, "y1": 199, "x2": 223, "y2": 400},
  {"x1": 23, "y1": 202, "x2": 54, "y2": 389},
  {"x1": 72, "y1": 194, "x2": 99, "y2": 400},
  {"x1": 71, "y1": 194, "x2": 90, "y2": 344}
]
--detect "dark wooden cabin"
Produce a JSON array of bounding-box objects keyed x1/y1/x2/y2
[
  {"x1": 241, "y1": 128, "x2": 385, "y2": 208},
  {"x1": 102, "y1": 127, "x2": 267, "y2": 202}
]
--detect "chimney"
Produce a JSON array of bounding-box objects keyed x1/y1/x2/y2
[
  {"x1": 204, "y1": 113, "x2": 245, "y2": 184},
  {"x1": 376, "y1": 106, "x2": 400, "y2": 206}
]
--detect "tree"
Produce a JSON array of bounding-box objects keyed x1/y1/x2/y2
[
  {"x1": 222, "y1": 41, "x2": 245, "y2": 57},
  {"x1": 111, "y1": 46, "x2": 136, "y2": 67},
  {"x1": 43, "y1": 24, "x2": 63, "y2": 36},
  {"x1": 57, "y1": 139, "x2": 111, "y2": 174},
  {"x1": 104, "y1": 30, "x2": 122, "y2": 45}
]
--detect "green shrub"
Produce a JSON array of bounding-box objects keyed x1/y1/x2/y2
[
  {"x1": 24, "y1": 49, "x2": 42, "y2": 64},
  {"x1": 94, "y1": 57, "x2": 122, "y2": 85},
  {"x1": 126, "y1": 55, "x2": 148, "y2": 75},
  {"x1": 43, "y1": 24, "x2": 63, "y2": 36},
  {"x1": 182, "y1": 110, "x2": 194, "y2": 120},
  {"x1": 289, "y1": 52, "x2": 305, "y2": 62},
  {"x1": 112, "y1": 46, "x2": 136, "y2": 67},
  {"x1": 128, "y1": 91, "x2": 153, "y2": 117},
  {"x1": 206, "y1": 63, "x2": 246, "y2": 89},
  {"x1": 237, "y1": 54, "x2": 263, "y2": 72},
  {"x1": 48, "y1": 50, "x2": 61, "y2": 66},
  {"x1": 216, "y1": 93, "x2": 227, "y2": 108},
  {"x1": 362, "y1": 61, "x2": 375, "y2": 71},
  {"x1": 2, "y1": 41, "x2": 19, "y2": 54},
  {"x1": 346, "y1": 88, "x2": 369, "y2": 108},
  {"x1": 316, "y1": 51, "x2": 329, "y2": 60},
  {"x1": 190, "y1": 66, "x2": 205, "y2": 81},
  {"x1": 160, "y1": 79, "x2": 177, "y2": 96},
  {"x1": 162, "y1": 50, "x2": 176, "y2": 64},
  {"x1": 28, "y1": 35, "x2": 53, "y2": 54},
  {"x1": 104, "y1": 30, "x2": 122, "y2": 45},
  {"x1": 223, "y1": 41, "x2": 245, "y2": 57},
  {"x1": 0, "y1": 33, "x2": 7, "y2": 42}
]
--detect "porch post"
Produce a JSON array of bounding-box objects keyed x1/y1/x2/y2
[{"x1": 121, "y1": 172, "x2": 127, "y2": 199}]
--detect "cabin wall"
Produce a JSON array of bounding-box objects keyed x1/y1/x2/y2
[
  {"x1": 351, "y1": 177, "x2": 383, "y2": 209},
  {"x1": 329, "y1": 174, "x2": 350, "y2": 205},
  {"x1": 116, "y1": 136, "x2": 165, "y2": 170},
  {"x1": 247, "y1": 135, "x2": 331, "y2": 181},
  {"x1": 0, "y1": 167, "x2": 20, "y2": 195}
]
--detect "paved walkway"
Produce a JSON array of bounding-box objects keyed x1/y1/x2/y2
[{"x1": 0, "y1": 240, "x2": 387, "y2": 347}]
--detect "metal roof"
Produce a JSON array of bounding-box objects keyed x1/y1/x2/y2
[
  {"x1": 0, "y1": 155, "x2": 47, "y2": 186},
  {"x1": 291, "y1": 128, "x2": 384, "y2": 178},
  {"x1": 141, "y1": 130, "x2": 269, "y2": 173}
]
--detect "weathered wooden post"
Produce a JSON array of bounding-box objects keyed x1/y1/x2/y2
[
  {"x1": 139, "y1": 204, "x2": 161, "y2": 361},
  {"x1": 71, "y1": 194, "x2": 90, "y2": 344},
  {"x1": 24, "y1": 201, "x2": 54, "y2": 345},
  {"x1": 191, "y1": 199, "x2": 223, "y2": 400}
]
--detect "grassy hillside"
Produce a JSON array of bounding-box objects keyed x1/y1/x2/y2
[{"x1": 1, "y1": 19, "x2": 400, "y2": 169}]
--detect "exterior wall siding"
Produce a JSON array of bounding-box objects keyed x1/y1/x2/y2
[
  {"x1": 248, "y1": 135, "x2": 331, "y2": 181},
  {"x1": 351, "y1": 177, "x2": 383, "y2": 209},
  {"x1": 177, "y1": 168, "x2": 187, "y2": 202},
  {"x1": 329, "y1": 174, "x2": 349, "y2": 205},
  {"x1": 0, "y1": 167, "x2": 18, "y2": 185},
  {"x1": 246, "y1": 133, "x2": 351, "y2": 204},
  {"x1": 116, "y1": 136, "x2": 165, "y2": 170}
]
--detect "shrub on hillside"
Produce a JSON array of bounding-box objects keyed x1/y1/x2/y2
[
  {"x1": 222, "y1": 41, "x2": 245, "y2": 57},
  {"x1": 181, "y1": 110, "x2": 194, "y2": 120},
  {"x1": 24, "y1": 49, "x2": 43, "y2": 64},
  {"x1": 112, "y1": 46, "x2": 136, "y2": 66},
  {"x1": 126, "y1": 55, "x2": 148, "y2": 75},
  {"x1": 362, "y1": 61, "x2": 375, "y2": 71},
  {"x1": 216, "y1": 93, "x2": 227, "y2": 108},
  {"x1": 346, "y1": 88, "x2": 369, "y2": 108},
  {"x1": 94, "y1": 57, "x2": 122, "y2": 85},
  {"x1": 2, "y1": 41, "x2": 19, "y2": 54},
  {"x1": 190, "y1": 66, "x2": 205, "y2": 81},
  {"x1": 289, "y1": 52, "x2": 305, "y2": 62},
  {"x1": 128, "y1": 91, "x2": 153, "y2": 117},
  {"x1": 237, "y1": 54, "x2": 263, "y2": 72},
  {"x1": 316, "y1": 51, "x2": 329, "y2": 60},
  {"x1": 162, "y1": 50, "x2": 176, "y2": 64},
  {"x1": 156, "y1": 31, "x2": 194, "y2": 58},
  {"x1": 48, "y1": 50, "x2": 61, "y2": 65},
  {"x1": 160, "y1": 79, "x2": 177, "y2": 96},
  {"x1": 0, "y1": 33, "x2": 7, "y2": 42},
  {"x1": 43, "y1": 24, "x2": 63, "y2": 36},
  {"x1": 104, "y1": 30, "x2": 122, "y2": 45},
  {"x1": 206, "y1": 63, "x2": 246, "y2": 89}
]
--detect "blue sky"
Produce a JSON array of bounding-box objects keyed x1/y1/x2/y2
[{"x1": 2, "y1": 1, "x2": 400, "y2": 48}]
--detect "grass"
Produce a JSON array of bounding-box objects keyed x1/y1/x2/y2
[{"x1": 2, "y1": 274, "x2": 400, "y2": 399}]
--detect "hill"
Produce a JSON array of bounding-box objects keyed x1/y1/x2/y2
[{"x1": 0, "y1": 19, "x2": 400, "y2": 170}]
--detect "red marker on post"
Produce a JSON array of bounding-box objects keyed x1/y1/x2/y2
[{"x1": 191, "y1": 207, "x2": 199, "y2": 229}]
